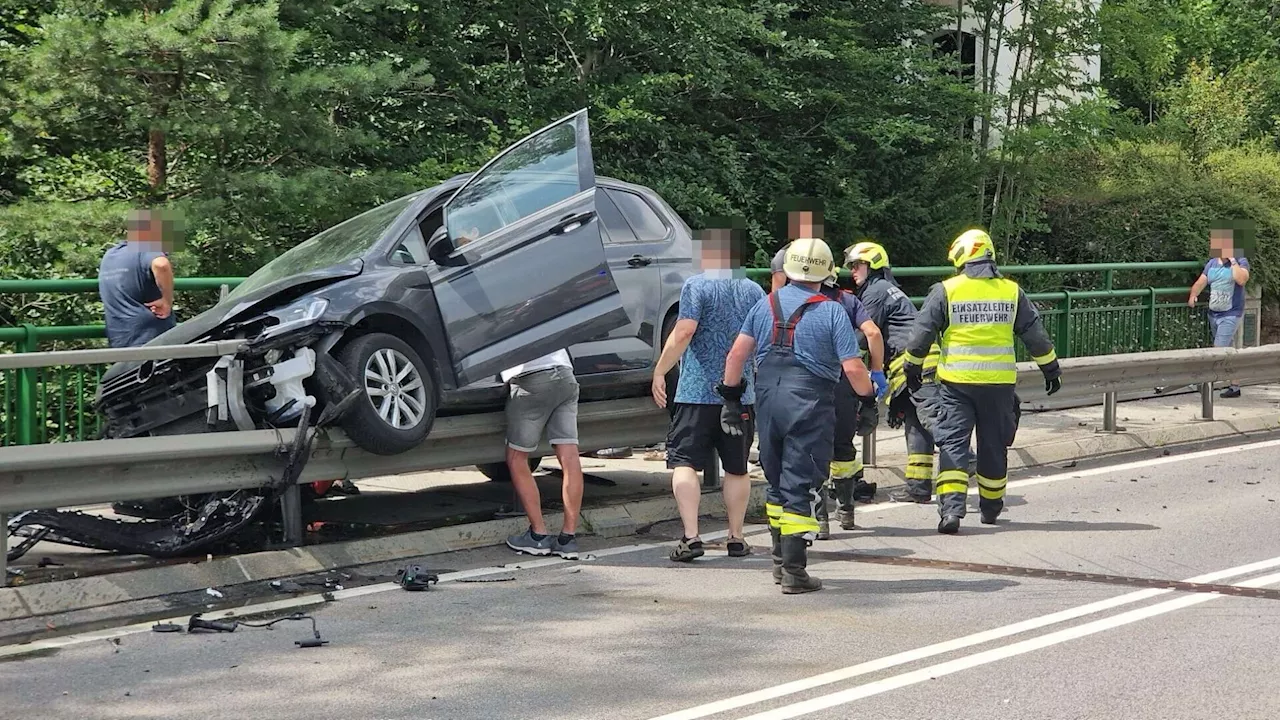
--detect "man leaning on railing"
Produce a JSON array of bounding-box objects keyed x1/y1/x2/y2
[{"x1": 98, "y1": 208, "x2": 178, "y2": 348}]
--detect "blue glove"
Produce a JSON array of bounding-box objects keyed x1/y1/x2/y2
[{"x1": 870, "y1": 370, "x2": 888, "y2": 401}]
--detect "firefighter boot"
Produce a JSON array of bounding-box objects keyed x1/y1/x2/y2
[
  {"x1": 815, "y1": 485, "x2": 831, "y2": 540},
  {"x1": 770, "y1": 527, "x2": 783, "y2": 584},
  {"x1": 980, "y1": 499, "x2": 1004, "y2": 525},
  {"x1": 833, "y1": 477, "x2": 856, "y2": 530},
  {"x1": 780, "y1": 535, "x2": 822, "y2": 594},
  {"x1": 938, "y1": 515, "x2": 962, "y2": 535}
]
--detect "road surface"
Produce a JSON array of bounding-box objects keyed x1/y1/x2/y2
[{"x1": 4, "y1": 437, "x2": 1280, "y2": 720}]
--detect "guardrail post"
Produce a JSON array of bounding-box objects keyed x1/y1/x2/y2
[
  {"x1": 17, "y1": 325, "x2": 39, "y2": 446},
  {"x1": 279, "y1": 485, "x2": 304, "y2": 547},
  {"x1": 219, "y1": 284, "x2": 229, "y2": 303},
  {"x1": 862, "y1": 428, "x2": 877, "y2": 467},
  {"x1": 1200, "y1": 382, "x2": 1214, "y2": 421},
  {"x1": 1099, "y1": 391, "x2": 1123, "y2": 433}
]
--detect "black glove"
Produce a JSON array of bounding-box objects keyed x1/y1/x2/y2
[
  {"x1": 1041, "y1": 360, "x2": 1062, "y2": 396},
  {"x1": 854, "y1": 395, "x2": 879, "y2": 436},
  {"x1": 904, "y1": 362, "x2": 923, "y2": 393},
  {"x1": 885, "y1": 408, "x2": 905, "y2": 430},
  {"x1": 716, "y1": 382, "x2": 750, "y2": 436}
]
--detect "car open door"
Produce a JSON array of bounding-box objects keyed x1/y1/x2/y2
[{"x1": 426, "y1": 109, "x2": 629, "y2": 386}]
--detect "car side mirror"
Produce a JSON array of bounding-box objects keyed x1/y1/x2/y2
[{"x1": 426, "y1": 226, "x2": 455, "y2": 264}]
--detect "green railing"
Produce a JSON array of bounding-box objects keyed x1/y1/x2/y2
[{"x1": 0, "y1": 262, "x2": 1209, "y2": 446}]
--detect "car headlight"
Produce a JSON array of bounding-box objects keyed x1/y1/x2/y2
[{"x1": 261, "y1": 298, "x2": 329, "y2": 340}]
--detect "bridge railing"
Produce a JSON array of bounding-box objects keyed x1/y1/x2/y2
[{"x1": 0, "y1": 261, "x2": 1250, "y2": 446}]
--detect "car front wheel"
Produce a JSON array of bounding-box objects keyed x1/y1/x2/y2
[{"x1": 337, "y1": 332, "x2": 437, "y2": 455}]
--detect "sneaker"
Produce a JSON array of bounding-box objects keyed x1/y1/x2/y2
[
  {"x1": 552, "y1": 534, "x2": 579, "y2": 560},
  {"x1": 669, "y1": 536, "x2": 705, "y2": 562},
  {"x1": 506, "y1": 528, "x2": 554, "y2": 556},
  {"x1": 726, "y1": 536, "x2": 752, "y2": 557},
  {"x1": 1221, "y1": 386, "x2": 1241, "y2": 399}
]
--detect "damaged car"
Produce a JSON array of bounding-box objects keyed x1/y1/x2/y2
[
  {"x1": 8, "y1": 110, "x2": 695, "y2": 560},
  {"x1": 97, "y1": 109, "x2": 693, "y2": 452}
]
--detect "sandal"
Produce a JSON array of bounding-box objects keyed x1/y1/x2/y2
[
  {"x1": 726, "y1": 536, "x2": 752, "y2": 557},
  {"x1": 669, "y1": 536, "x2": 705, "y2": 562}
]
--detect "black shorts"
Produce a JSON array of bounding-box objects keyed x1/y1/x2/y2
[{"x1": 666, "y1": 403, "x2": 755, "y2": 476}]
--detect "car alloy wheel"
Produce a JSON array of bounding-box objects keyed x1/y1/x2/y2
[{"x1": 364, "y1": 347, "x2": 429, "y2": 430}]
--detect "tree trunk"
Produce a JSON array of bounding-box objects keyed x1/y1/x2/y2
[{"x1": 148, "y1": 127, "x2": 167, "y2": 192}]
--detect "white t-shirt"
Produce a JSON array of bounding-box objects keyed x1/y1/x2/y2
[{"x1": 500, "y1": 349, "x2": 573, "y2": 382}]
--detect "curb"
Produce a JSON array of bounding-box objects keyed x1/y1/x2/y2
[{"x1": 3, "y1": 413, "x2": 1276, "y2": 623}]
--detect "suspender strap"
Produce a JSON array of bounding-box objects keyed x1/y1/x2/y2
[{"x1": 769, "y1": 292, "x2": 830, "y2": 348}]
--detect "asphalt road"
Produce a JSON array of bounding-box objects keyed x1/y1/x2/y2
[{"x1": 4, "y1": 437, "x2": 1280, "y2": 720}]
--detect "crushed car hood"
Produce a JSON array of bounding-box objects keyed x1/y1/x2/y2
[{"x1": 99, "y1": 260, "x2": 362, "y2": 384}]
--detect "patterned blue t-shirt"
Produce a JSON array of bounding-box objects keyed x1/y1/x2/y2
[
  {"x1": 675, "y1": 273, "x2": 767, "y2": 405},
  {"x1": 740, "y1": 283, "x2": 861, "y2": 382},
  {"x1": 1204, "y1": 257, "x2": 1249, "y2": 319}
]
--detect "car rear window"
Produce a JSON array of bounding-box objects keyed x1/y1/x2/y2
[{"x1": 609, "y1": 190, "x2": 670, "y2": 242}]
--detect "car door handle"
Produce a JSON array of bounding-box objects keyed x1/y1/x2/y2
[
  {"x1": 550, "y1": 211, "x2": 596, "y2": 236},
  {"x1": 627, "y1": 255, "x2": 653, "y2": 267}
]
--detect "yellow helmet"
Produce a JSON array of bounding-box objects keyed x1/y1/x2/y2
[
  {"x1": 844, "y1": 241, "x2": 890, "y2": 270},
  {"x1": 782, "y1": 237, "x2": 835, "y2": 283},
  {"x1": 948, "y1": 229, "x2": 995, "y2": 268}
]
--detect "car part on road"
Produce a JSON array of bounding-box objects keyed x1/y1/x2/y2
[
  {"x1": 396, "y1": 564, "x2": 439, "y2": 591},
  {"x1": 188, "y1": 615, "x2": 238, "y2": 633}
]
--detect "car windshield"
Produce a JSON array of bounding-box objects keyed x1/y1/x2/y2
[{"x1": 224, "y1": 194, "x2": 418, "y2": 302}]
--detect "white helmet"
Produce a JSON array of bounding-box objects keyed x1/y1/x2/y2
[{"x1": 782, "y1": 238, "x2": 834, "y2": 283}]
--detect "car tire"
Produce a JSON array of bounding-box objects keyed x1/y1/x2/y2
[
  {"x1": 477, "y1": 456, "x2": 544, "y2": 482},
  {"x1": 337, "y1": 332, "x2": 437, "y2": 456}
]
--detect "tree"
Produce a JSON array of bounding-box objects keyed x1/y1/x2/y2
[{"x1": 8, "y1": 0, "x2": 431, "y2": 198}]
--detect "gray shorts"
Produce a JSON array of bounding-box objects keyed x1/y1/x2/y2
[{"x1": 505, "y1": 366, "x2": 580, "y2": 452}]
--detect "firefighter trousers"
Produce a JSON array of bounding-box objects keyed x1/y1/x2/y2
[
  {"x1": 758, "y1": 367, "x2": 837, "y2": 539},
  {"x1": 930, "y1": 381, "x2": 1017, "y2": 518}
]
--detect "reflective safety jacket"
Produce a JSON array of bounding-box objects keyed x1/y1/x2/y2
[{"x1": 902, "y1": 260, "x2": 1058, "y2": 385}]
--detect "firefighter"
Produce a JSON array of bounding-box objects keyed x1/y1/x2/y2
[
  {"x1": 844, "y1": 241, "x2": 943, "y2": 507},
  {"x1": 816, "y1": 265, "x2": 886, "y2": 538},
  {"x1": 719, "y1": 238, "x2": 876, "y2": 593},
  {"x1": 901, "y1": 229, "x2": 1062, "y2": 534}
]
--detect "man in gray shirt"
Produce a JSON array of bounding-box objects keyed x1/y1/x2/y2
[{"x1": 99, "y1": 209, "x2": 176, "y2": 348}]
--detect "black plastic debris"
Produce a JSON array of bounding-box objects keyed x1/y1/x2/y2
[{"x1": 396, "y1": 564, "x2": 439, "y2": 591}]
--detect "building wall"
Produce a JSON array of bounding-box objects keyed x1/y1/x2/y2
[{"x1": 923, "y1": 0, "x2": 1102, "y2": 144}]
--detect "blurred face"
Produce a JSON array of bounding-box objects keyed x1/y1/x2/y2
[
  {"x1": 1209, "y1": 229, "x2": 1234, "y2": 259},
  {"x1": 696, "y1": 229, "x2": 736, "y2": 270},
  {"x1": 851, "y1": 261, "x2": 870, "y2": 286},
  {"x1": 787, "y1": 211, "x2": 823, "y2": 241},
  {"x1": 127, "y1": 210, "x2": 160, "y2": 244}
]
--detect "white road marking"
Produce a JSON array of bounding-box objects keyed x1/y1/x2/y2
[
  {"x1": 5, "y1": 436, "x2": 1277, "y2": 660},
  {"x1": 733, "y1": 568, "x2": 1280, "y2": 720},
  {"x1": 646, "y1": 554, "x2": 1280, "y2": 720}
]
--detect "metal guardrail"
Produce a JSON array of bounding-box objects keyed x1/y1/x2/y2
[
  {"x1": 2, "y1": 342, "x2": 1279, "y2": 578},
  {"x1": 3, "y1": 344, "x2": 1276, "y2": 514}
]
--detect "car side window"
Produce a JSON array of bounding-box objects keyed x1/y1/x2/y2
[
  {"x1": 446, "y1": 119, "x2": 582, "y2": 247},
  {"x1": 392, "y1": 225, "x2": 429, "y2": 265},
  {"x1": 597, "y1": 189, "x2": 639, "y2": 245},
  {"x1": 609, "y1": 189, "x2": 670, "y2": 242}
]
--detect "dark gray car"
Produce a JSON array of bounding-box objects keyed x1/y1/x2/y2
[{"x1": 96, "y1": 110, "x2": 694, "y2": 460}]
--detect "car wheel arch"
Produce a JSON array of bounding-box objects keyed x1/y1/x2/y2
[{"x1": 330, "y1": 313, "x2": 444, "y2": 400}]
